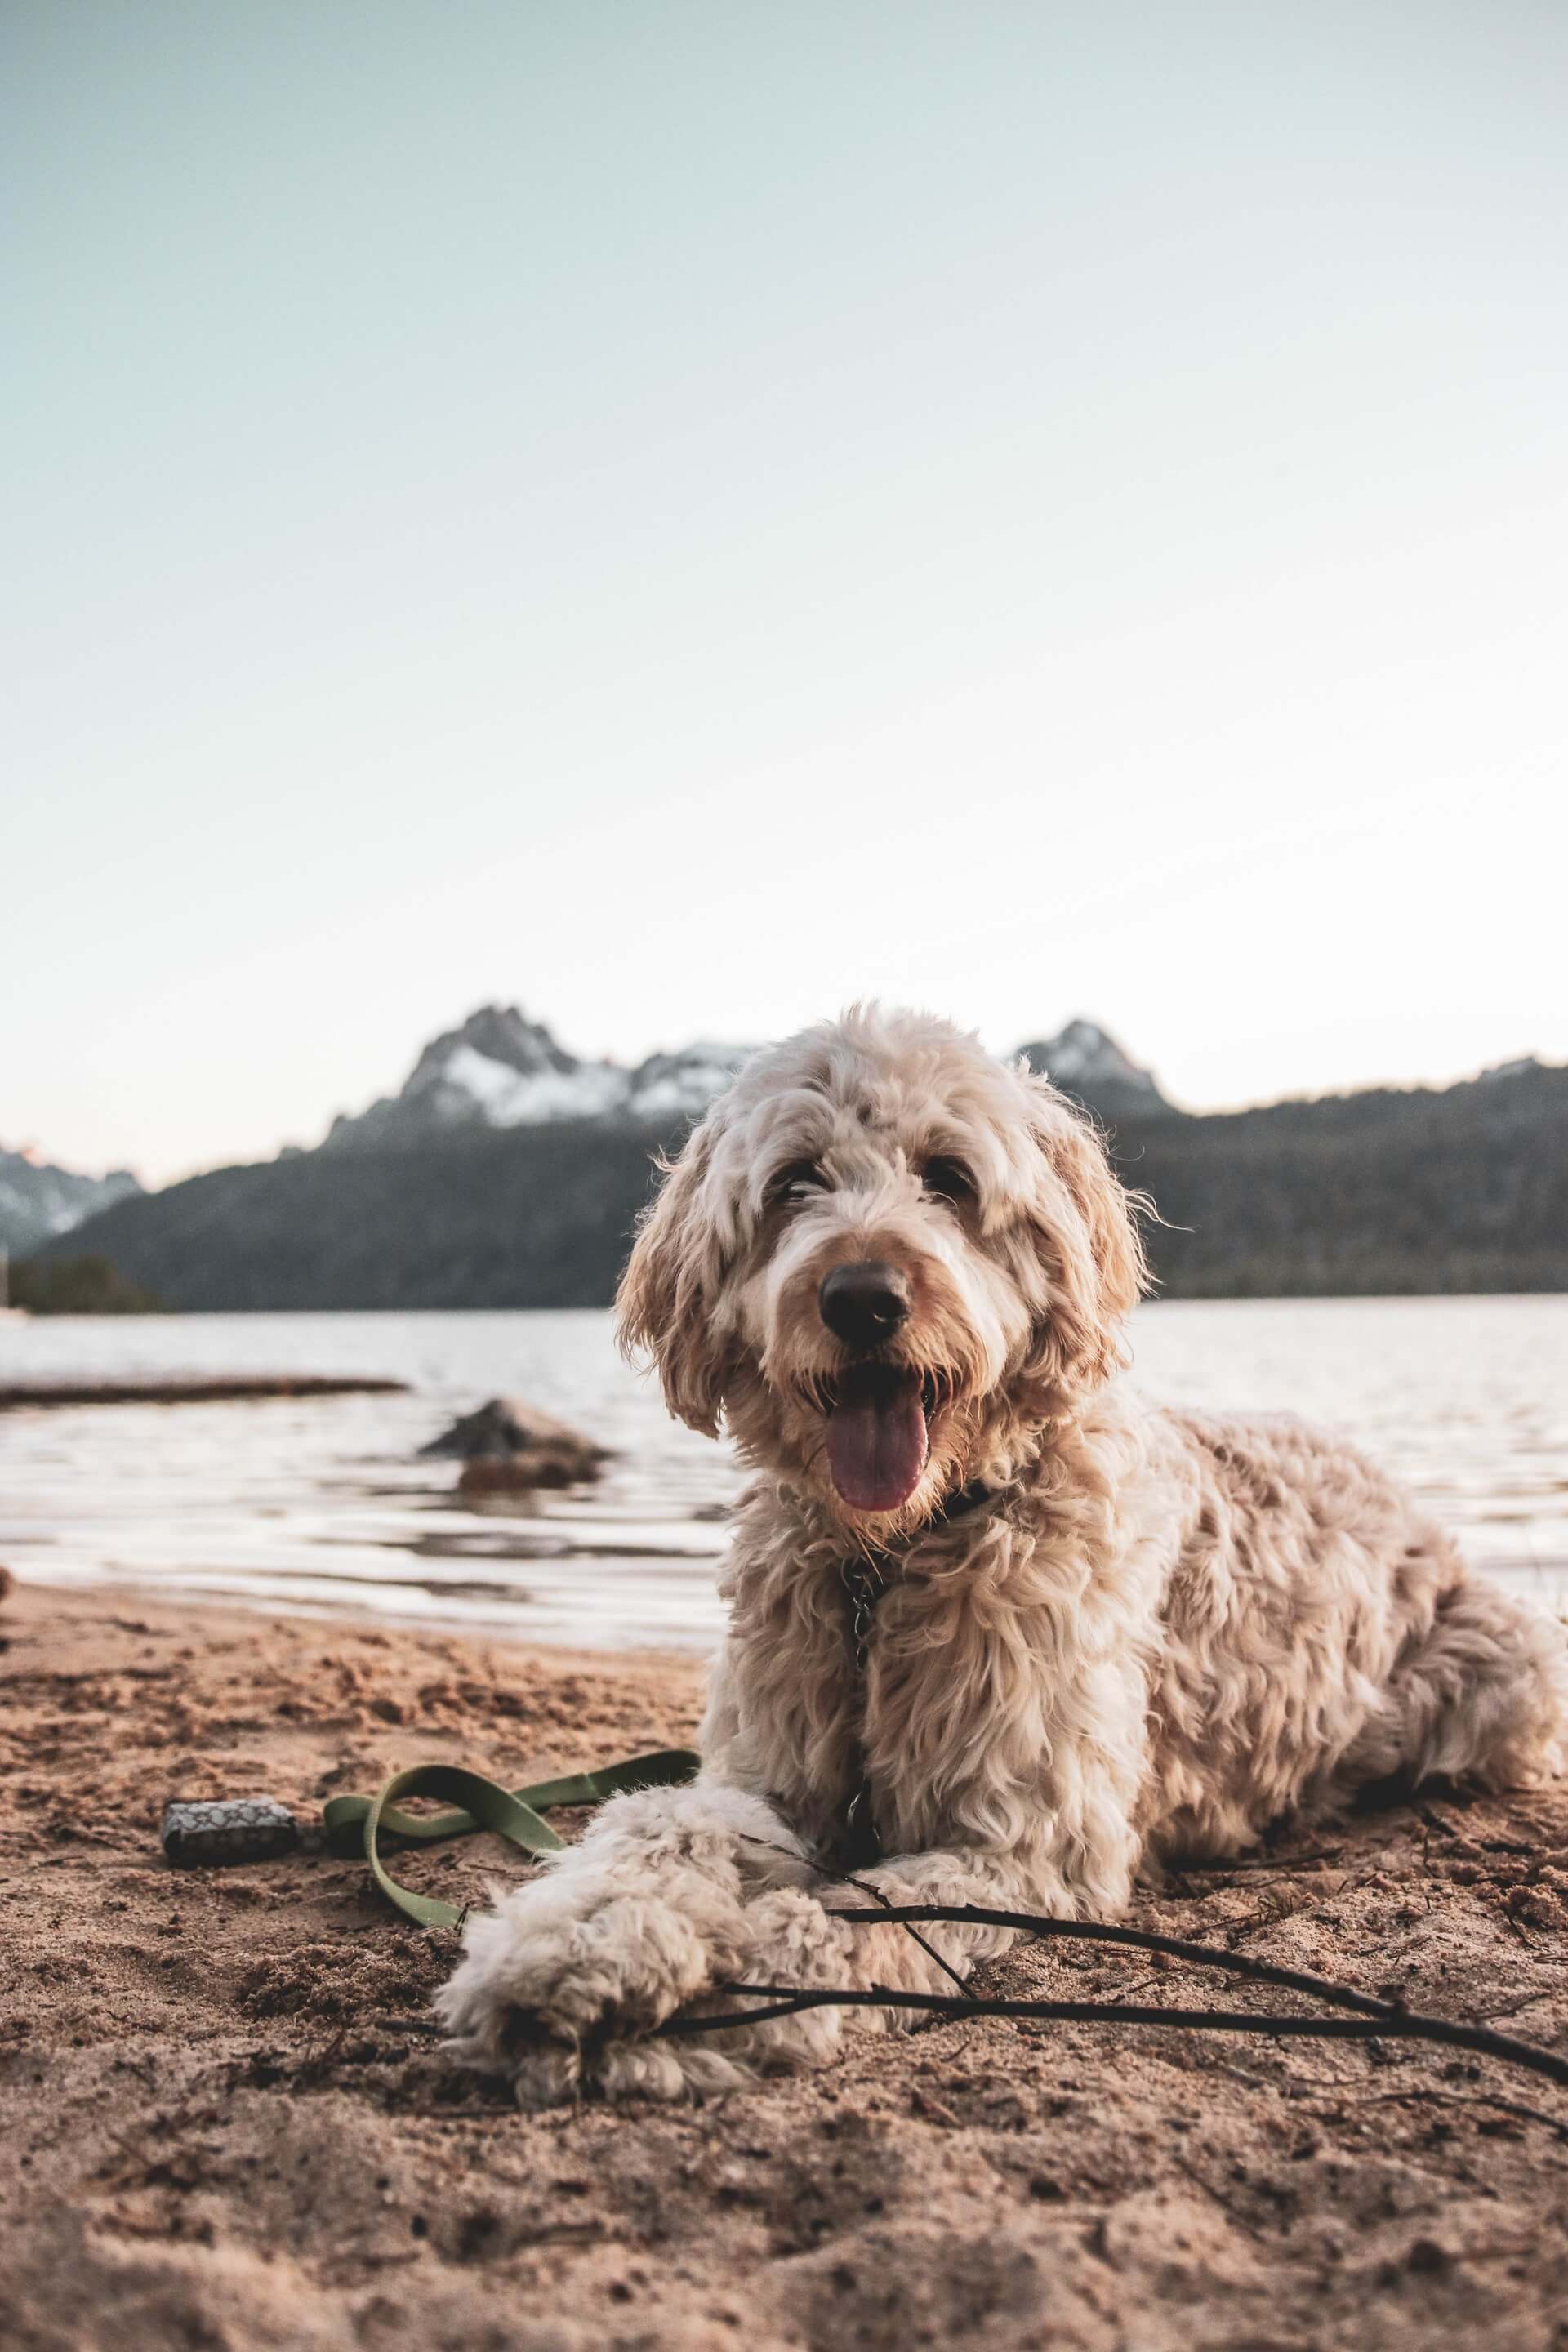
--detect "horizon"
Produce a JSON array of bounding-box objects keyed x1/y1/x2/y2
[
  {"x1": 4, "y1": 996, "x2": 1560, "y2": 1191},
  {"x1": 7, "y1": 4, "x2": 1566, "y2": 1184}
]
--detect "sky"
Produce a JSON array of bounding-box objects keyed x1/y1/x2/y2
[{"x1": 5, "y1": 2, "x2": 1566, "y2": 1185}]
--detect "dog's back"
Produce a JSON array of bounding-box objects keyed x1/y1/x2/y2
[{"x1": 1139, "y1": 1403, "x2": 1565, "y2": 1860}]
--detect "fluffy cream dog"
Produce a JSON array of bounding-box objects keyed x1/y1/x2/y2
[{"x1": 439, "y1": 1006, "x2": 1565, "y2": 2102}]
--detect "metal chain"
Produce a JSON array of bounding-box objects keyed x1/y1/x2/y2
[{"x1": 840, "y1": 1555, "x2": 886, "y2": 1678}]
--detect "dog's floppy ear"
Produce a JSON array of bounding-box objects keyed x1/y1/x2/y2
[
  {"x1": 1017, "y1": 1076, "x2": 1148, "y2": 1401},
  {"x1": 615, "y1": 1119, "x2": 733, "y2": 1437}
]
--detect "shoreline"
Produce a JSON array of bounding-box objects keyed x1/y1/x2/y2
[
  {"x1": 5, "y1": 1578, "x2": 1568, "y2": 2349},
  {"x1": 8, "y1": 1566, "x2": 708, "y2": 1670}
]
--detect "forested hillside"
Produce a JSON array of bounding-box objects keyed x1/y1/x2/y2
[{"x1": 42, "y1": 1060, "x2": 1567, "y2": 1309}]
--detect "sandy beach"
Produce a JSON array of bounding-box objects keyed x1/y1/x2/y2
[{"x1": 5, "y1": 1574, "x2": 1568, "y2": 2350}]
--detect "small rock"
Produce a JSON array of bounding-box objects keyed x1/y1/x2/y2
[
  {"x1": 421, "y1": 1396, "x2": 606, "y2": 1478},
  {"x1": 457, "y1": 1453, "x2": 588, "y2": 1498}
]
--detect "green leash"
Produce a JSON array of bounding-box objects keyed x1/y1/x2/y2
[{"x1": 321, "y1": 1748, "x2": 701, "y2": 1929}]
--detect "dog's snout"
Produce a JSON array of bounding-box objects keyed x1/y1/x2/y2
[{"x1": 818, "y1": 1260, "x2": 911, "y2": 1348}]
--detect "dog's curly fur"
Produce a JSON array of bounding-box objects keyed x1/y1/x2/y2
[{"x1": 439, "y1": 1006, "x2": 1566, "y2": 2102}]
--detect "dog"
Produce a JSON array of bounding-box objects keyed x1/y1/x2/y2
[{"x1": 438, "y1": 1005, "x2": 1566, "y2": 2102}]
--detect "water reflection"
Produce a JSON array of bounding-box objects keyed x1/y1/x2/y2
[{"x1": 2, "y1": 1298, "x2": 1564, "y2": 1649}]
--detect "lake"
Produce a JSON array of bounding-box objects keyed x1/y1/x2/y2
[{"x1": 2, "y1": 1298, "x2": 1566, "y2": 1650}]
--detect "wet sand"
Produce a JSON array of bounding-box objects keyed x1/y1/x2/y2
[{"x1": 4, "y1": 1576, "x2": 1568, "y2": 2350}]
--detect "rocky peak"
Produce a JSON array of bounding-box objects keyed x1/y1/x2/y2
[
  {"x1": 1014, "y1": 1020, "x2": 1171, "y2": 1116},
  {"x1": 403, "y1": 1004, "x2": 577, "y2": 1098},
  {"x1": 323, "y1": 1007, "x2": 754, "y2": 1152},
  {"x1": 0, "y1": 1144, "x2": 142, "y2": 1255}
]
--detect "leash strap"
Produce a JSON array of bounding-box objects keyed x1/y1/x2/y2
[
  {"x1": 827, "y1": 1483, "x2": 1004, "y2": 1870},
  {"x1": 322, "y1": 1748, "x2": 700, "y2": 1930},
  {"x1": 835, "y1": 1557, "x2": 888, "y2": 1870}
]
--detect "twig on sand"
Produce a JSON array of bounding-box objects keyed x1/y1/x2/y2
[{"x1": 662, "y1": 1903, "x2": 1568, "y2": 2096}]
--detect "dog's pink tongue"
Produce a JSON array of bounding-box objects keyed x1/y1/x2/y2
[{"x1": 826, "y1": 1372, "x2": 928, "y2": 1514}]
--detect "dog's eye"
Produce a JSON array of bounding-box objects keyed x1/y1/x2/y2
[
  {"x1": 920, "y1": 1156, "x2": 975, "y2": 1208},
  {"x1": 771, "y1": 1160, "x2": 827, "y2": 1207}
]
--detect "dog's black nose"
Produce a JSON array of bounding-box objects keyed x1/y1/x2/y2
[{"x1": 819, "y1": 1261, "x2": 911, "y2": 1348}]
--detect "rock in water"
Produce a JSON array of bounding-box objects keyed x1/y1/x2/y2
[
  {"x1": 421, "y1": 1395, "x2": 607, "y2": 1481},
  {"x1": 457, "y1": 1454, "x2": 585, "y2": 1499}
]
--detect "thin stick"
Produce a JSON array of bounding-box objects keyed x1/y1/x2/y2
[
  {"x1": 835, "y1": 1876, "x2": 978, "y2": 2002},
  {"x1": 820, "y1": 1901, "x2": 1399, "y2": 2019},
  {"x1": 658, "y1": 1985, "x2": 1568, "y2": 2088}
]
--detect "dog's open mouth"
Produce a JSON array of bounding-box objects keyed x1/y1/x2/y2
[{"x1": 822, "y1": 1363, "x2": 936, "y2": 1515}]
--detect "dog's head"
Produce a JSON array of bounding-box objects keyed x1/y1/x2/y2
[{"x1": 617, "y1": 1006, "x2": 1147, "y2": 1531}]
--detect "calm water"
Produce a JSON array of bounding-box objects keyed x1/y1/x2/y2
[{"x1": 2, "y1": 1299, "x2": 1566, "y2": 1650}]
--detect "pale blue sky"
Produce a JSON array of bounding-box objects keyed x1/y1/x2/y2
[{"x1": 6, "y1": 2, "x2": 1566, "y2": 1183}]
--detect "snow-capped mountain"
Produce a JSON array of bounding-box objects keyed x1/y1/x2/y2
[
  {"x1": 621, "y1": 1044, "x2": 759, "y2": 1120},
  {"x1": 320, "y1": 1004, "x2": 1171, "y2": 1155},
  {"x1": 321, "y1": 1006, "x2": 757, "y2": 1152},
  {"x1": 0, "y1": 1144, "x2": 141, "y2": 1256},
  {"x1": 1015, "y1": 1019, "x2": 1171, "y2": 1116}
]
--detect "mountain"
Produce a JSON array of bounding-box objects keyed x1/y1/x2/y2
[
  {"x1": 322, "y1": 1005, "x2": 1166, "y2": 1156},
  {"x1": 0, "y1": 1144, "x2": 140, "y2": 1257},
  {"x1": 41, "y1": 1120, "x2": 674, "y2": 1312},
  {"x1": 321, "y1": 1005, "x2": 755, "y2": 1151},
  {"x1": 34, "y1": 1007, "x2": 1568, "y2": 1308},
  {"x1": 1017, "y1": 1020, "x2": 1174, "y2": 1120}
]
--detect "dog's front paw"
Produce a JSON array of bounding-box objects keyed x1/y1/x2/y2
[
  {"x1": 434, "y1": 1866, "x2": 746, "y2": 2089},
  {"x1": 688, "y1": 1886, "x2": 861, "y2": 2078}
]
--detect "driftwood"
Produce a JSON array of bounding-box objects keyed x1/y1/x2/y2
[{"x1": 0, "y1": 1376, "x2": 408, "y2": 1409}]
